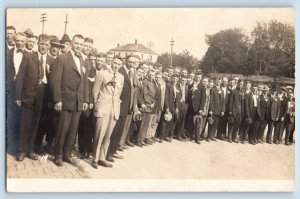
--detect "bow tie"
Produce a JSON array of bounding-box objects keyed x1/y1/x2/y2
[
  {"x1": 75, "y1": 52, "x2": 82, "y2": 58},
  {"x1": 16, "y1": 49, "x2": 24, "y2": 53}
]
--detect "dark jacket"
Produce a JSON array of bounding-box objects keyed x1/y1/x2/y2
[
  {"x1": 257, "y1": 94, "x2": 269, "y2": 121},
  {"x1": 50, "y1": 51, "x2": 88, "y2": 111},
  {"x1": 244, "y1": 92, "x2": 256, "y2": 118},
  {"x1": 220, "y1": 86, "x2": 231, "y2": 113},
  {"x1": 268, "y1": 96, "x2": 281, "y2": 122},
  {"x1": 192, "y1": 83, "x2": 205, "y2": 113},
  {"x1": 164, "y1": 82, "x2": 181, "y2": 114},
  {"x1": 15, "y1": 52, "x2": 54, "y2": 105},
  {"x1": 118, "y1": 66, "x2": 132, "y2": 116},
  {"x1": 209, "y1": 86, "x2": 222, "y2": 116},
  {"x1": 228, "y1": 89, "x2": 242, "y2": 119}
]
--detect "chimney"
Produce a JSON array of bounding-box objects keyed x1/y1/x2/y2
[
  {"x1": 135, "y1": 39, "x2": 137, "y2": 44},
  {"x1": 117, "y1": 43, "x2": 120, "y2": 47}
]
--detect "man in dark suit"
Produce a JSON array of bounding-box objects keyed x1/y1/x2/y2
[
  {"x1": 50, "y1": 34, "x2": 89, "y2": 166},
  {"x1": 192, "y1": 77, "x2": 209, "y2": 143},
  {"x1": 216, "y1": 77, "x2": 231, "y2": 140},
  {"x1": 15, "y1": 34, "x2": 54, "y2": 161},
  {"x1": 228, "y1": 79, "x2": 242, "y2": 143},
  {"x1": 257, "y1": 85, "x2": 270, "y2": 143},
  {"x1": 285, "y1": 91, "x2": 295, "y2": 145},
  {"x1": 175, "y1": 75, "x2": 189, "y2": 141},
  {"x1": 185, "y1": 72, "x2": 202, "y2": 140},
  {"x1": 77, "y1": 47, "x2": 97, "y2": 159},
  {"x1": 6, "y1": 32, "x2": 27, "y2": 154},
  {"x1": 274, "y1": 88, "x2": 288, "y2": 144},
  {"x1": 207, "y1": 78, "x2": 222, "y2": 141},
  {"x1": 159, "y1": 74, "x2": 181, "y2": 142}
]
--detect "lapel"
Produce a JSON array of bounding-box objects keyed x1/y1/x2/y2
[
  {"x1": 32, "y1": 52, "x2": 39, "y2": 74},
  {"x1": 120, "y1": 67, "x2": 130, "y2": 85},
  {"x1": 67, "y1": 51, "x2": 82, "y2": 76}
]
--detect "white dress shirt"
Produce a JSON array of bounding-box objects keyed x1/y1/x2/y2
[
  {"x1": 253, "y1": 94, "x2": 258, "y2": 107},
  {"x1": 38, "y1": 52, "x2": 48, "y2": 84},
  {"x1": 13, "y1": 48, "x2": 24, "y2": 77},
  {"x1": 70, "y1": 50, "x2": 82, "y2": 74}
]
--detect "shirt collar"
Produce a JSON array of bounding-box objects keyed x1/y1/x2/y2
[
  {"x1": 123, "y1": 65, "x2": 129, "y2": 74},
  {"x1": 38, "y1": 51, "x2": 47, "y2": 60}
]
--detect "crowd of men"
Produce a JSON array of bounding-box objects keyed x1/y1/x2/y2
[{"x1": 6, "y1": 26, "x2": 295, "y2": 169}]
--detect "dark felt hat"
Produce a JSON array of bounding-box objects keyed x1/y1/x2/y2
[
  {"x1": 227, "y1": 115, "x2": 235, "y2": 125},
  {"x1": 61, "y1": 34, "x2": 71, "y2": 43},
  {"x1": 207, "y1": 116, "x2": 214, "y2": 125},
  {"x1": 245, "y1": 118, "x2": 252, "y2": 125},
  {"x1": 193, "y1": 115, "x2": 202, "y2": 126},
  {"x1": 133, "y1": 111, "x2": 143, "y2": 122}
]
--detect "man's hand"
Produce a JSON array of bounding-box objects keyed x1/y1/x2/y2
[
  {"x1": 141, "y1": 104, "x2": 147, "y2": 109},
  {"x1": 15, "y1": 100, "x2": 21, "y2": 107},
  {"x1": 83, "y1": 103, "x2": 89, "y2": 111},
  {"x1": 229, "y1": 112, "x2": 232, "y2": 115},
  {"x1": 209, "y1": 111, "x2": 213, "y2": 115},
  {"x1": 221, "y1": 112, "x2": 225, "y2": 116},
  {"x1": 275, "y1": 117, "x2": 279, "y2": 121},
  {"x1": 166, "y1": 108, "x2": 170, "y2": 114},
  {"x1": 89, "y1": 103, "x2": 94, "y2": 109},
  {"x1": 175, "y1": 108, "x2": 179, "y2": 114},
  {"x1": 54, "y1": 102, "x2": 63, "y2": 112},
  {"x1": 150, "y1": 103, "x2": 155, "y2": 108},
  {"x1": 199, "y1": 110, "x2": 203, "y2": 114},
  {"x1": 281, "y1": 117, "x2": 284, "y2": 122}
]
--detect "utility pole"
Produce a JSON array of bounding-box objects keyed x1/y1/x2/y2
[
  {"x1": 40, "y1": 13, "x2": 47, "y2": 34},
  {"x1": 148, "y1": 42, "x2": 154, "y2": 49},
  {"x1": 170, "y1": 37, "x2": 175, "y2": 68},
  {"x1": 64, "y1": 14, "x2": 69, "y2": 34}
]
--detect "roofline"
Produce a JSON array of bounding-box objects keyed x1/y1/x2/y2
[{"x1": 109, "y1": 49, "x2": 159, "y2": 55}]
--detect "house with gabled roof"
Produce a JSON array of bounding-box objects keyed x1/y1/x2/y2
[{"x1": 110, "y1": 40, "x2": 159, "y2": 62}]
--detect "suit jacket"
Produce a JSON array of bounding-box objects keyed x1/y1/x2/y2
[
  {"x1": 209, "y1": 86, "x2": 222, "y2": 116},
  {"x1": 257, "y1": 94, "x2": 269, "y2": 121},
  {"x1": 15, "y1": 52, "x2": 54, "y2": 105},
  {"x1": 118, "y1": 66, "x2": 132, "y2": 116},
  {"x1": 164, "y1": 82, "x2": 181, "y2": 114},
  {"x1": 228, "y1": 89, "x2": 242, "y2": 119},
  {"x1": 50, "y1": 51, "x2": 89, "y2": 111},
  {"x1": 192, "y1": 83, "x2": 205, "y2": 113},
  {"x1": 244, "y1": 92, "x2": 256, "y2": 118},
  {"x1": 279, "y1": 96, "x2": 288, "y2": 119},
  {"x1": 92, "y1": 69, "x2": 124, "y2": 120},
  {"x1": 268, "y1": 96, "x2": 281, "y2": 121},
  {"x1": 6, "y1": 48, "x2": 28, "y2": 91},
  {"x1": 220, "y1": 86, "x2": 231, "y2": 113}
]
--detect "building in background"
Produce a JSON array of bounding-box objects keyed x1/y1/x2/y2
[{"x1": 110, "y1": 40, "x2": 159, "y2": 62}]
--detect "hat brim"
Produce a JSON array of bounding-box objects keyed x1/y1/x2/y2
[{"x1": 51, "y1": 42, "x2": 65, "y2": 48}]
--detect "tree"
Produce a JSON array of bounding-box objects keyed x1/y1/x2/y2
[
  {"x1": 249, "y1": 20, "x2": 295, "y2": 81},
  {"x1": 157, "y1": 50, "x2": 200, "y2": 71},
  {"x1": 199, "y1": 28, "x2": 249, "y2": 75}
]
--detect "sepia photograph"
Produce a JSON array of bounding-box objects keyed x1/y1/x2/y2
[{"x1": 5, "y1": 8, "x2": 295, "y2": 192}]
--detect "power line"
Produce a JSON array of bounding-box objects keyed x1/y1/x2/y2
[
  {"x1": 170, "y1": 37, "x2": 175, "y2": 68},
  {"x1": 148, "y1": 42, "x2": 154, "y2": 49},
  {"x1": 64, "y1": 14, "x2": 69, "y2": 34},
  {"x1": 40, "y1": 13, "x2": 47, "y2": 34}
]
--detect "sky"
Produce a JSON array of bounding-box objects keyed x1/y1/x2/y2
[{"x1": 7, "y1": 8, "x2": 295, "y2": 59}]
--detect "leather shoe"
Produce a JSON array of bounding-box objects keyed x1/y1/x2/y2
[
  {"x1": 212, "y1": 138, "x2": 217, "y2": 141},
  {"x1": 122, "y1": 145, "x2": 129, "y2": 150},
  {"x1": 62, "y1": 157, "x2": 77, "y2": 165},
  {"x1": 27, "y1": 152, "x2": 38, "y2": 160},
  {"x1": 98, "y1": 160, "x2": 113, "y2": 168},
  {"x1": 85, "y1": 152, "x2": 91, "y2": 159},
  {"x1": 106, "y1": 155, "x2": 115, "y2": 162},
  {"x1": 16, "y1": 153, "x2": 26, "y2": 161},
  {"x1": 54, "y1": 158, "x2": 64, "y2": 167},
  {"x1": 111, "y1": 153, "x2": 123, "y2": 159},
  {"x1": 195, "y1": 140, "x2": 201, "y2": 144},
  {"x1": 141, "y1": 141, "x2": 148, "y2": 146},
  {"x1": 126, "y1": 142, "x2": 135, "y2": 147},
  {"x1": 91, "y1": 161, "x2": 98, "y2": 169},
  {"x1": 79, "y1": 153, "x2": 85, "y2": 159},
  {"x1": 117, "y1": 147, "x2": 124, "y2": 151},
  {"x1": 136, "y1": 141, "x2": 143, "y2": 147}
]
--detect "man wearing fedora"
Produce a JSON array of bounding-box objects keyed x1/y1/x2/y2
[
  {"x1": 274, "y1": 88, "x2": 288, "y2": 144},
  {"x1": 256, "y1": 85, "x2": 270, "y2": 143},
  {"x1": 49, "y1": 36, "x2": 64, "y2": 59}
]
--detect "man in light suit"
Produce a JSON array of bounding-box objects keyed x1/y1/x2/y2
[
  {"x1": 92, "y1": 56, "x2": 124, "y2": 169},
  {"x1": 15, "y1": 34, "x2": 54, "y2": 161},
  {"x1": 51, "y1": 34, "x2": 89, "y2": 166}
]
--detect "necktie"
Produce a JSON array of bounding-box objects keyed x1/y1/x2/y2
[
  {"x1": 39, "y1": 55, "x2": 44, "y2": 80},
  {"x1": 75, "y1": 52, "x2": 82, "y2": 58},
  {"x1": 16, "y1": 49, "x2": 24, "y2": 53}
]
